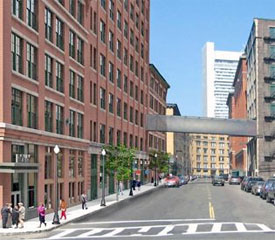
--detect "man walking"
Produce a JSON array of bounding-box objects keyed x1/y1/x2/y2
[
  {"x1": 18, "y1": 202, "x2": 25, "y2": 228},
  {"x1": 81, "y1": 193, "x2": 88, "y2": 210},
  {"x1": 1, "y1": 203, "x2": 10, "y2": 228}
]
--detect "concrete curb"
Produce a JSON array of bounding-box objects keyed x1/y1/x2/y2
[{"x1": 0, "y1": 185, "x2": 164, "y2": 236}]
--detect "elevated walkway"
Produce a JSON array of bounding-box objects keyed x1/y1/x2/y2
[{"x1": 146, "y1": 115, "x2": 256, "y2": 137}]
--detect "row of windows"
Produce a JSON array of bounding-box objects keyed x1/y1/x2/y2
[
  {"x1": 149, "y1": 94, "x2": 166, "y2": 115},
  {"x1": 94, "y1": 121, "x2": 144, "y2": 151},
  {"x1": 196, "y1": 163, "x2": 225, "y2": 169},
  {"x1": 196, "y1": 155, "x2": 226, "y2": 162},
  {"x1": 196, "y1": 148, "x2": 226, "y2": 155},
  {"x1": 196, "y1": 141, "x2": 227, "y2": 148},
  {"x1": 148, "y1": 134, "x2": 166, "y2": 151},
  {"x1": 12, "y1": 88, "x2": 84, "y2": 138},
  {"x1": 150, "y1": 77, "x2": 167, "y2": 101}
]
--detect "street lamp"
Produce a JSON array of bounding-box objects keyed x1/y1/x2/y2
[
  {"x1": 129, "y1": 158, "x2": 134, "y2": 196},
  {"x1": 100, "y1": 149, "x2": 106, "y2": 206},
  {"x1": 154, "y1": 153, "x2": 157, "y2": 186},
  {"x1": 52, "y1": 145, "x2": 60, "y2": 225}
]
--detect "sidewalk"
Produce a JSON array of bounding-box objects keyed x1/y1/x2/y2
[{"x1": 0, "y1": 183, "x2": 162, "y2": 236}]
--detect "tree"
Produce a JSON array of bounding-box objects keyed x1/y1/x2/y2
[
  {"x1": 105, "y1": 145, "x2": 136, "y2": 200},
  {"x1": 149, "y1": 150, "x2": 171, "y2": 177}
]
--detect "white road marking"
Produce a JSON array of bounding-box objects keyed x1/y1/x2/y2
[
  {"x1": 49, "y1": 222, "x2": 275, "y2": 239},
  {"x1": 71, "y1": 218, "x2": 215, "y2": 225}
]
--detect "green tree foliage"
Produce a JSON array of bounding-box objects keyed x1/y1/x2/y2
[
  {"x1": 105, "y1": 145, "x2": 136, "y2": 181},
  {"x1": 148, "y1": 150, "x2": 170, "y2": 175}
]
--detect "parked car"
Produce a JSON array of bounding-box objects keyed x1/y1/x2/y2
[
  {"x1": 244, "y1": 177, "x2": 264, "y2": 192},
  {"x1": 212, "y1": 176, "x2": 225, "y2": 186},
  {"x1": 229, "y1": 176, "x2": 241, "y2": 185},
  {"x1": 219, "y1": 173, "x2": 229, "y2": 181},
  {"x1": 251, "y1": 181, "x2": 264, "y2": 195},
  {"x1": 260, "y1": 178, "x2": 275, "y2": 199},
  {"x1": 178, "y1": 176, "x2": 188, "y2": 185},
  {"x1": 164, "y1": 176, "x2": 180, "y2": 187},
  {"x1": 240, "y1": 177, "x2": 249, "y2": 190},
  {"x1": 266, "y1": 181, "x2": 275, "y2": 203}
]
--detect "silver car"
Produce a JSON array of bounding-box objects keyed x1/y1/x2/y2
[{"x1": 251, "y1": 181, "x2": 264, "y2": 195}]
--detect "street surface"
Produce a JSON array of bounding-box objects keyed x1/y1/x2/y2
[{"x1": 12, "y1": 179, "x2": 275, "y2": 239}]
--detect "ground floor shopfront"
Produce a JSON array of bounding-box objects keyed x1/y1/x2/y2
[{"x1": 0, "y1": 126, "x2": 149, "y2": 221}]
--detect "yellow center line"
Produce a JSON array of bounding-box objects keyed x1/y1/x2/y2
[{"x1": 209, "y1": 202, "x2": 215, "y2": 219}]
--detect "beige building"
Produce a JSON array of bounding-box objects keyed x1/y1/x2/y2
[
  {"x1": 190, "y1": 134, "x2": 230, "y2": 177},
  {"x1": 166, "y1": 104, "x2": 191, "y2": 176}
]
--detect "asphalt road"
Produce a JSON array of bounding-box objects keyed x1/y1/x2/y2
[{"x1": 16, "y1": 178, "x2": 275, "y2": 240}]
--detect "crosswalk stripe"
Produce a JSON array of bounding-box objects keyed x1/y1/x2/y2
[
  {"x1": 77, "y1": 228, "x2": 104, "y2": 238},
  {"x1": 157, "y1": 225, "x2": 174, "y2": 236},
  {"x1": 186, "y1": 223, "x2": 198, "y2": 233},
  {"x1": 211, "y1": 223, "x2": 222, "y2": 232},
  {"x1": 48, "y1": 229, "x2": 76, "y2": 239},
  {"x1": 101, "y1": 228, "x2": 124, "y2": 237},
  {"x1": 235, "y1": 223, "x2": 247, "y2": 232},
  {"x1": 257, "y1": 224, "x2": 273, "y2": 231},
  {"x1": 138, "y1": 226, "x2": 152, "y2": 233}
]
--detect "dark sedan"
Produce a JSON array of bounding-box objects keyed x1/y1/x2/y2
[
  {"x1": 261, "y1": 178, "x2": 275, "y2": 200},
  {"x1": 244, "y1": 177, "x2": 264, "y2": 192},
  {"x1": 266, "y1": 181, "x2": 275, "y2": 204},
  {"x1": 212, "y1": 176, "x2": 225, "y2": 186}
]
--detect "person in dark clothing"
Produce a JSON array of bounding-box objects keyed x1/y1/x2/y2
[
  {"x1": 12, "y1": 205, "x2": 19, "y2": 228},
  {"x1": 132, "y1": 179, "x2": 136, "y2": 190},
  {"x1": 1, "y1": 203, "x2": 10, "y2": 228},
  {"x1": 137, "y1": 180, "x2": 141, "y2": 191}
]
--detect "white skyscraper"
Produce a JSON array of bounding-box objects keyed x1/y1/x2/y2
[{"x1": 202, "y1": 42, "x2": 242, "y2": 118}]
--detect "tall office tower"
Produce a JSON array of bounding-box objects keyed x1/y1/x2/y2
[
  {"x1": 245, "y1": 18, "x2": 275, "y2": 178},
  {"x1": 0, "y1": 0, "x2": 152, "y2": 219},
  {"x1": 202, "y1": 42, "x2": 242, "y2": 119}
]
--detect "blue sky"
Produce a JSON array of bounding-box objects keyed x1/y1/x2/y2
[{"x1": 150, "y1": 0, "x2": 275, "y2": 117}]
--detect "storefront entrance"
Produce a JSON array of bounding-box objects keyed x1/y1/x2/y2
[{"x1": 11, "y1": 191, "x2": 21, "y2": 208}]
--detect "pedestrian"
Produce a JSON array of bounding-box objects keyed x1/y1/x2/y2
[
  {"x1": 132, "y1": 179, "x2": 136, "y2": 190},
  {"x1": 81, "y1": 193, "x2": 88, "y2": 210},
  {"x1": 119, "y1": 181, "x2": 124, "y2": 195},
  {"x1": 18, "y1": 202, "x2": 25, "y2": 228},
  {"x1": 6, "y1": 203, "x2": 12, "y2": 228},
  {"x1": 137, "y1": 180, "x2": 141, "y2": 191},
  {"x1": 59, "y1": 199, "x2": 67, "y2": 220},
  {"x1": 37, "y1": 203, "x2": 47, "y2": 228},
  {"x1": 151, "y1": 177, "x2": 154, "y2": 184},
  {"x1": 11, "y1": 205, "x2": 19, "y2": 228},
  {"x1": 1, "y1": 203, "x2": 10, "y2": 228}
]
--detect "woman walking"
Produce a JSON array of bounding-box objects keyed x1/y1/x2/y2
[
  {"x1": 18, "y1": 202, "x2": 25, "y2": 228},
  {"x1": 59, "y1": 199, "x2": 67, "y2": 220},
  {"x1": 12, "y1": 205, "x2": 19, "y2": 228},
  {"x1": 37, "y1": 203, "x2": 47, "y2": 228}
]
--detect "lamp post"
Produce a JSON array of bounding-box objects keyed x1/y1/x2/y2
[
  {"x1": 100, "y1": 149, "x2": 106, "y2": 206},
  {"x1": 129, "y1": 158, "x2": 134, "y2": 196},
  {"x1": 52, "y1": 145, "x2": 60, "y2": 225},
  {"x1": 154, "y1": 153, "x2": 157, "y2": 186}
]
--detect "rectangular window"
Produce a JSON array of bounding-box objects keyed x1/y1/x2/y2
[
  {"x1": 130, "y1": 55, "x2": 134, "y2": 71},
  {"x1": 135, "y1": 37, "x2": 139, "y2": 52},
  {"x1": 77, "y1": 0, "x2": 84, "y2": 25},
  {"x1": 93, "y1": 83, "x2": 97, "y2": 105},
  {"x1": 12, "y1": 0, "x2": 23, "y2": 19},
  {"x1": 45, "y1": 54, "x2": 53, "y2": 87},
  {"x1": 117, "y1": 10, "x2": 121, "y2": 30},
  {"x1": 124, "y1": 20, "x2": 128, "y2": 38},
  {"x1": 141, "y1": 43, "x2": 144, "y2": 58},
  {"x1": 69, "y1": 70, "x2": 75, "y2": 98},
  {"x1": 140, "y1": 113, "x2": 143, "y2": 127},
  {"x1": 135, "y1": 136, "x2": 138, "y2": 149},
  {"x1": 124, "y1": 0, "x2": 129, "y2": 11},
  {"x1": 26, "y1": 43, "x2": 37, "y2": 80},
  {"x1": 117, "y1": 40, "x2": 122, "y2": 59},
  {"x1": 45, "y1": 101, "x2": 53, "y2": 132},
  {"x1": 100, "y1": 124, "x2": 105, "y2": 143},
  {"x1": 270, "y1": 27, "x2": 275, "y2": 38},
  {"x1": 135, "y1": 110, "x2": 138, "y2": 125},
  {"x1": 117, "y1": 130, "x2": 121, "y2": 145},
  {"x1": 93, "y1": 122, "x2": 97, "y2": 141},
  {"x1": 109, "y1": 62, "x2": 114, "y2": 82},
  {"x1": 11, "y1": 88, "x2": 23, "y2": 126},
  {"x1": 117, "y1": 69, "x2": 121, "y2": 88},
  {"x1": 130, "y1": 81, "x2": 134, "y2": 97},
  {"x1": 130, "y1": 4, "x2": 134, "y2": 21},
  {"x1": 123, "y1": 132, "x2": 127, "y2": 146},
  {"x1": 56, "y1": 18, "x2": 64, "y2": 50},
  {"x1": 78, "y1": 151, "x2": 83, "y2": 176},
  {"x1": 69, "y1": 110, "x2": 75, "y2": 137},
  {"x1": 135, "y1": 61, "x2": 139, "y2": 76},
  {"x1": 117, "y1": 98, "x2": 121, "y2": 117},
  {"x1": 140, "y1": 90, "x2": 144, "y2": 104},
  {"x1": 130, "y1": 106, "x2": 133, "y2": 123},
  {"x1": 56, "y1": 61, "x2": 64, "y2": 93},
  {"x1": 124, "y1": 102, "x2": 128, "y2": 120},
  {"x1": 109, "y1": 93, "x2": 114, "y2": 113},
  {"x1": 124, "y1": 48, "x2": 128, "y2": 65},
  {"x1": 270, "y1": 103, "x2": 275, "y2": 116},
  {"x1": 141, "y1": 21, "x2": 144, "y2": 36},
  {"x1": 69, "y1": 30, "x2": 76, "y2": 58},
  {"x1": 124, "y1": 75, "x2": 128, "y2": 93},
  {"x1": 45, "y1": 8, "x2": 52, "y2": 41},
  {"x1": 270, "y1": 45, "x2": 275, "y2": 59},
  {"x1": 27, "y1": 94, "x2": 37, "y2": 129},
  {"x1": 69, "y1": 151, "x2": 75, "y2": 177},
  {"x1": 109, "y1": 31, "x2": 114, "y2": 52},
  {"x1": 69, "y1": 0, "x2": 75, "y2": 17},
  {"x1": 135, "y1": 13, "x2": 139, "y2": 29},
  {"x1": 56, "y1": 105, "x2": 64, "y2": 134},
  {"x1": 93, "y1": 47, "x2": 97, "y2": 69},
  {"x1": 109, "y1": 0, "x2": 114, "y2": 20},
  {"x1": 100, "y1": 20, "x2": 106, "y2": 43},
  {"x1": 11, "y1": 33, "x2": 23, "y2": 73},
  {"x1": 100, "y1": 54, "x2": 106, "y2": 76},
  {"x1": 101, "y1": 0, "x2": 106, "y2": 9},
  {"x1": 270, "y1": 65, "x2": 275, "y2": 78},
  {"x1": 130, "y1": 134, "x2": 133, "y2": 148},
  {"x1": 26, "y1": 0, "x2": 37, "y2": 29},
  {"x1": 130, "y1": 29, "x2": 134, "y2": 46},
  {"x1": 109, "y1": 127, "x2": 114, "y2": 145},
  {"x1": 100, "y1": 87, "x2": 106, "y2": 109},
  {"x1": 77, "y1": 75, "x2": 84, "y2": 102},
  {"x1": 77, "y1": 37, "x2": 84, "y2": 64},
  {"x1": 135, "y1": 85, "x2": 138, "y2": 101},
  {"x1": 77, "y1": 113, "x2": 83, "y2": 138}
]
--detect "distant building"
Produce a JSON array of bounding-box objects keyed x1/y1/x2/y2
[
  {"x1": 202, "y1": 42, "x2": 242, "y2": 119},
  {"x1": 166, "y1": 104, "x2": 191, "y2": 176},
  {"x1": 227, "y1": 55, "x2": 248, "y2": 176},
  {"x1": 245, "y1": 18, "x2": 275, "y2": 177},
  {"x1": 190, "y1": 134, "x2": 230, "y2": 177}
]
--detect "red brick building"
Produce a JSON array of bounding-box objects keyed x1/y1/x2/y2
[
  {"x1": 0, "y1": 0, "x2": 167, "y2": 220},
  {"x1": 227, "y1": 55, "x2": 248, "y2": 175}
]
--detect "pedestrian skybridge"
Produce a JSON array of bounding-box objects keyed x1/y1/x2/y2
[{"x1": 146, "y1": 115, "x2": 256, "y2": 137}]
